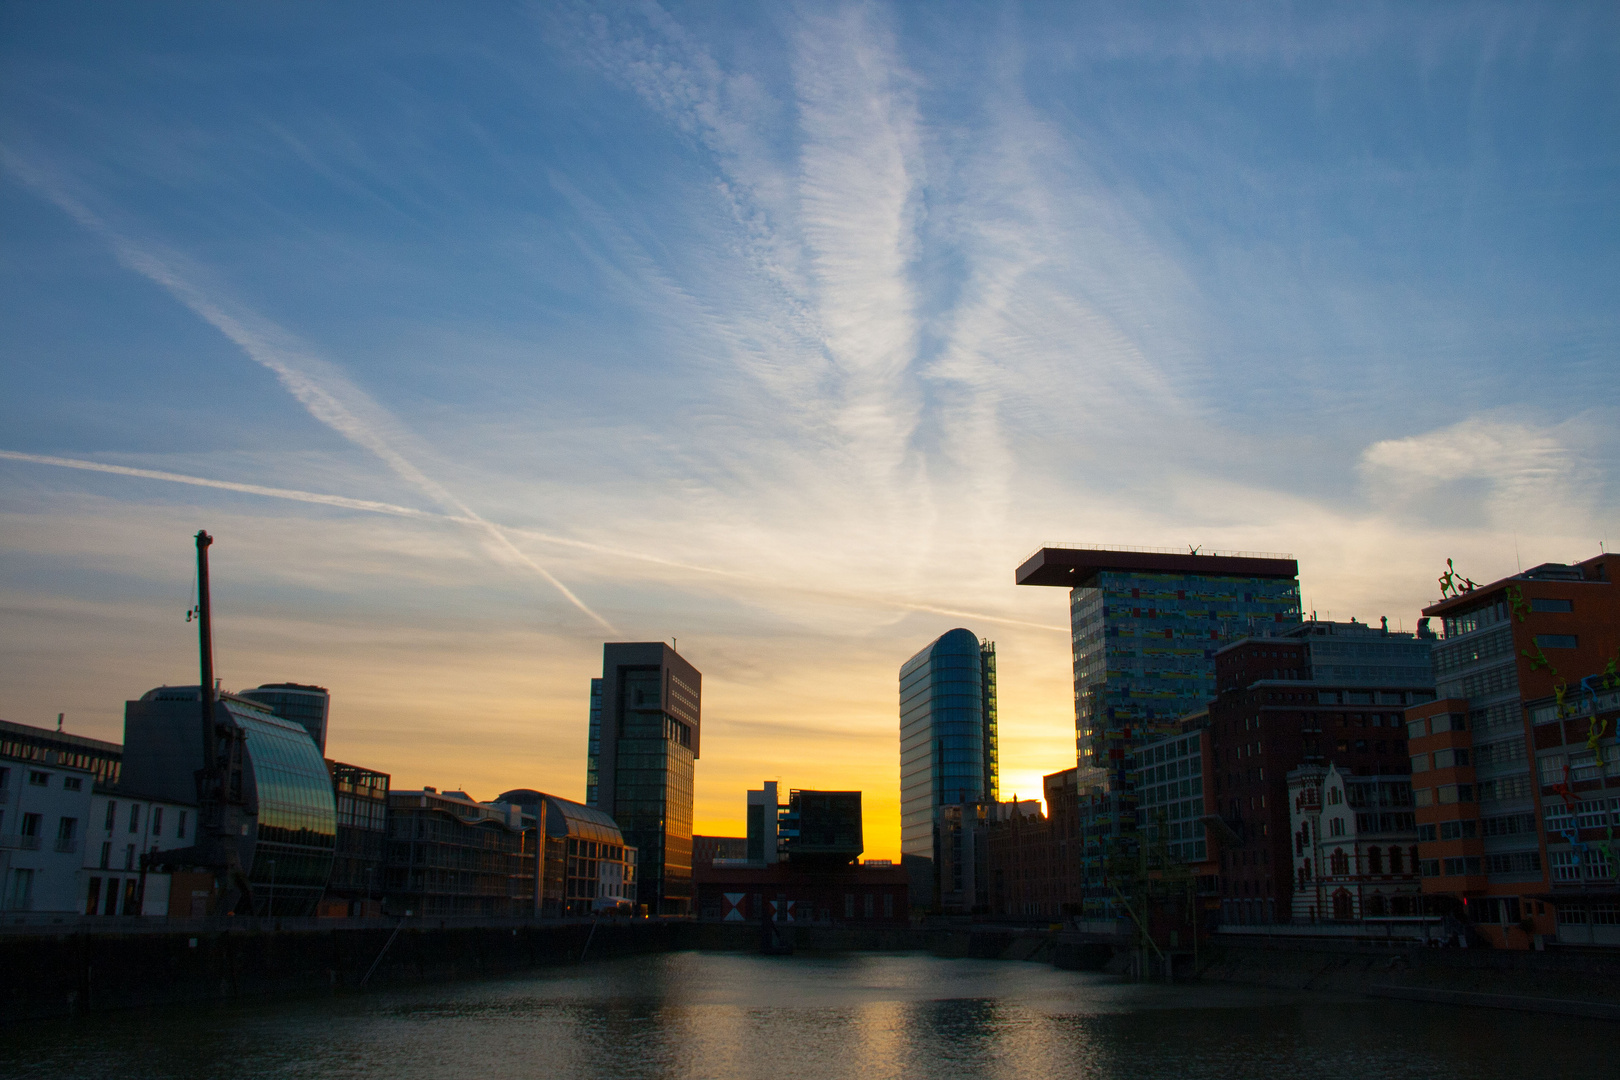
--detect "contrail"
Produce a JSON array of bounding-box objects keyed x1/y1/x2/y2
[
  {"x1": 2, "y1": 449, "x2": 1068, "y2": 634},
  {"x1": 1, "y1": 147, "x2": 615, "y2": 632}
]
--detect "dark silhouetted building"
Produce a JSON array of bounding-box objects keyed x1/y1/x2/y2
[
  {"x1": 325, "y1": 761, "x2": 389, "y2": 916},
  {"x1": 497, "y1": 789, "x2": 637, "y2": 917},
  {"x1": 693, "y1": 835, "x2": 747, "y2": 868},
  {"x1": 899, "y1": 628, "x2": 998, "y2": 910},
  {"x1": 781, "y1": 789, "x2": 863, "y2": 865},
  {"x1": 587, "y1": 643, "x2": 701, "y2": 916}
]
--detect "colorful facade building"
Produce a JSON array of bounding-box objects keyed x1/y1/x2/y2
[
  {"x1": 1016, "y1": 547, "x2": 1301, "y2": 918},
  {"x1": 1409, "y1": 553, "x2": 1620, "y2": 948}
]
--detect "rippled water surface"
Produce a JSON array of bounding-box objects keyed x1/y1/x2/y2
[{"x1": 5, "y1": 951, "x2": 1612, "y2": 1079}]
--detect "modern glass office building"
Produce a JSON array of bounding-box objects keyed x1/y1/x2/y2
[
  {"x1": 1017, "y1": 547, "x2": 1301, "y2": 917},
  {"x1": 121, "y1": 687, "x2": 337, "y2": 916},
  {"x1": 587, "y1": 643, "x2": 701, "y2": 916},
  {"x1": 899, "y1": 628, "x2": 999, "y2": 909},
  {"x1": 238, "y1": 683, "x2": 330, "y2": 753}
]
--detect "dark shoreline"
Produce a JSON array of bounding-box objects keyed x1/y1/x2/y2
[{"x1": 5, "y1": 920, "x2": 1618, "y2": 1024}]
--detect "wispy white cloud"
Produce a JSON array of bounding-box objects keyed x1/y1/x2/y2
[{"x1": 0, "y1": 146, "x2": 616, "y2": 632}]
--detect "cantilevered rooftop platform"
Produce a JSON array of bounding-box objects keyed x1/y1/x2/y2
[{"x1": 1015, "y1": 544, "x2": 1299, "y2": 588}]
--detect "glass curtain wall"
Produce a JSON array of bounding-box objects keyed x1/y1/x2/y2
[{"x1": 231, "y1": 702, "x2": 336, "y2": 916}]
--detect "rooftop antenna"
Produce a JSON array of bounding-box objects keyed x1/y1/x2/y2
[
  {"x1": 672, "y1": 637, "x2": 677, "y2": 653},
  {"x1": 56, "y1": 712, "x2": 63, "y2": 732}
]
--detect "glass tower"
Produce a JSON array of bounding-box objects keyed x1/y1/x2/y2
[
  {"x1": 899, "y1": 628, "x2": 999, "y2": 908},
  {"x1": 587, "y1": 643, "x2": 700, "y2": 916}
]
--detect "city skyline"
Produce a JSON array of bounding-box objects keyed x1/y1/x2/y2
[{"x1": 3, "y1": 3, "x2": 1618, "y2": 862}]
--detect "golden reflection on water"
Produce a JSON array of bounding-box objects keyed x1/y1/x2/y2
[{"x1": 4, "y1": 951, "x2": 1615, "y2": 1080}]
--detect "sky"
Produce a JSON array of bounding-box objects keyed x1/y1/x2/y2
[{"x1": 1, "y1": 2, "x2": 1616, "y2": 860}]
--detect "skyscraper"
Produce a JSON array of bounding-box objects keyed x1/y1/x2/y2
[
  {"x1": 238, "y1": 683, "x2": 330, "y2": 753},
  {"x1": 1017, "y1": 546, "x2": 1301, "y2": 918},
  {"x1": 586, "y1": 642, "x2": 701, "y2": 916},
  {"x1": 899, "y1": 628, "x2": 998, "y2": 909}
]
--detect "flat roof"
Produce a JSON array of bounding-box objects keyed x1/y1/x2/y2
[{"x1": 1015, "y1": 545, "x2": 1298, "y2": 587}]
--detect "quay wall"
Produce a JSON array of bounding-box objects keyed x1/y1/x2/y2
[{"x1": 7, "y1": 917, "x2": 1620, "y2": 1024}]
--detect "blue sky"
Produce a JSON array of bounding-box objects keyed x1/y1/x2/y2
[{"x1": 2, "y1": 2, "x2": 1616, "y2": 852}]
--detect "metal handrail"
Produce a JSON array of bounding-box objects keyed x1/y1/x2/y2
[{"x1": 1025, "y1": 542, "x2": 1295, "y2": 563}]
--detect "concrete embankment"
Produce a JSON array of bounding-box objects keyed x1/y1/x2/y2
[
  {"x1": 10, "y1": 918, "x2": 1618, "y2": 1024},
  {"x1": 1197, "y1": 936, "x2": 1620, "y2": 1019},
  {"x1": 0, "y1": 920, "x2": 682, "y2": 1023}
]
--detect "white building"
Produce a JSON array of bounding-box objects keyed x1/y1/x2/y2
[
  {"x1": 1, "y1": 719, "x2": 191, "y2": 917},
  {"x1": 80, "y1": 787, "x2": 197, "y2": 917},
  {"x1": 1288, "y1": 763, "x2": 1423, "y2": 922}
]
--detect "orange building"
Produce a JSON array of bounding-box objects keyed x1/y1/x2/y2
[{"x1": 1409, "y1": 553, "x2": 1620, "y2": 948}]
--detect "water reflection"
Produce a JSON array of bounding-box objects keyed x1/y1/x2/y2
[{"x1": 4, "y1": 951, "x2": 1613, "y2": 1080}]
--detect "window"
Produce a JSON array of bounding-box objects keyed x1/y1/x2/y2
[
  {"x1": 1535, "y1": 634, "x2": 1578, "y2": 649},
  {"x1": 1433, "y1": 748, "x2": 1469, "y2": 769},
  {"x1": 1410, "y1": 754, "x2": 1430, "y2": 773},
  {"x1": 105, "y1": 801, "x2": 117, "y2": 831},
  {"x1": 1406, "y1": 719, "x2": 1428, "y2": 739},
  {"x1": 124, "y1": 843, "x2": 135, "y2": 870},
  {"x1": 1368, "y1": 847, "x2": 1384, "y2": 874},
  {"x1": 128, "y1": 805, "x2": 141, "y2": 833},
  {"x1": 1413, "y1": 788, "x2": 1433, "y2": 808},
  {"x1": 1418, "y1": 823, "x2": 1437, "y2": 842},
  {"x1": 1420, "y1": 859, "x2": 1441, "y2": 877},
  {"x1": 1329, "y1": 818, "x2": 1345, "y2": 837},
  {"x1": 1443, "y1": 856, "x2": 1482, "y2": 876},
  {"x1": 85, "y1": 877, "x2": 102, "y2": 916},
  {"x1": 151, "y1": 808, "x2": 163, "y2": 837},
  {"x1": 63, "y1": 776, "x2": 82, "y2": 791},
  {"x1": 1530, "y1": 598, "x2": 1573, "y2": 613},
  {"x1": 177, "y1": 811, "x2": 187, "y2": 840},
  {"x1": 28, "y1": 771, "x2": 48, "y2": 787},
  {"x1": 100, "y1": 841, "x2": 111, "y2": 870},
  {"x1": 1330, "y1": 849, "x2": 1349, "y2": 875},
  {"x1": 1439, "y1": 820, "x2": 1477, "y2": 840}
]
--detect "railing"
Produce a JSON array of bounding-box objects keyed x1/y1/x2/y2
[{"x1": 1026, "y1": 542, "x2": 1294, "y2": 563}]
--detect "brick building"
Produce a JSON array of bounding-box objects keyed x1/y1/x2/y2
[
  {"x1": 1409, "y1": 553, "x2": 1620, "y2": 948},
  {"x1": 1205, "y1": 619, "x2": 1434, "y2": 924}
]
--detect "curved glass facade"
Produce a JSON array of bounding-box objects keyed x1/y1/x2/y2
[
  {"x1": 899, "y1": 629, "x2": 998, "y2": 906},
  {"x1": 228, "y1": 700, "x2": 336, "y2": 916}
]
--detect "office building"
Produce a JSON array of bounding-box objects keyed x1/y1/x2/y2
[
  {"x1": 123, "y1": 686, "x2": 337, "y2": 916},
  {"x1": 692, "y1": 835, "x2": 747, "y2": 868},
  {"x1": 586, "y1": 643, "x2": 701, "y2": 916},
  {"x1": 1409, "y1": 553, "x2": 1620, "y2": 948},
  {"x1": 385, "y1": 788, "x2": 534, "y2": 918},
  {"x1": 899, "y1": 628, "x2": 999, "y2": 910},
  {"x1": 780, "y1": 789, "x2": 863, "y2": 865},
  {"x1": 1287, "y1": 763, "x2": 1421, "y2": 923},
  {"x1": 747, "y1": 781, "x2": 782, "y2": 864},
  {"x1": 496, "y1": 788, "x2": 637, "y2": 917},
  {"x1": 238, "y1": 683, "x2": 331, "y2": 754},
  {"x1": 324, "y1": 761, "x2": 390, "y2": 916},
  {"x1": 695, "y1": 781, "x2": 904, "y2": 923},
  {"x1": 1204, "y1": 621, "x2": 1433, "y2": 925},
  {"x1": 1016, "y1": 546, "x2": 1302, "y2": 918}
]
